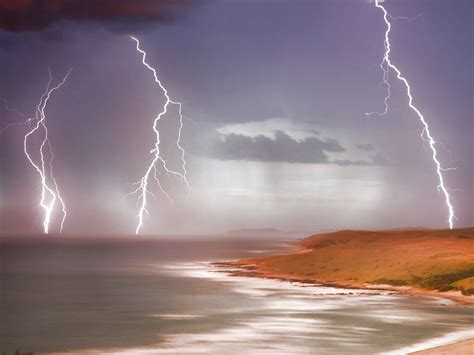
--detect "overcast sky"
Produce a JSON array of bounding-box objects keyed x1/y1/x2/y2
[{"x1": 0, "y1": 0, "x2": 472, "y2": 235}]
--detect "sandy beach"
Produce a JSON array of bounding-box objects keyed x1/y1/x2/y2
[{"x1": 411, "y1": 338, "x2": 474, "y2": 354}]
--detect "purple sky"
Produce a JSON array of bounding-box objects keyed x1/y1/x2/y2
[{"x1": 0, "y1": 0, "x2": 472, "y2": 235}]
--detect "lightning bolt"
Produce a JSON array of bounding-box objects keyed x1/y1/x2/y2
[
  {"x1": 130, "y1": 36, "x2": 191, "y2": 235},
  {"x1": 23, "y1": 69, "x2": 70, "y2": 234},
  {"x1": 368, "y1": 0, "x2": 455, "y2": 229}
]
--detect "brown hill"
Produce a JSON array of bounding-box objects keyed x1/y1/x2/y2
[{"x1": 231, "y1": 228, "x2": 474, "y2": 301}]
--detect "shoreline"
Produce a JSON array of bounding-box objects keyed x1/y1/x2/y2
[
  {"x1": 215, "y1": 228, "x2": 473, "y2": 306},
  {"x1": 213, "y1": 260, "x2": 474, "y2": 305},
  {"x1": 214, "y1": 228, "x2": 474, "y2": 352},
  {"x1": 216, "y1": 260, "x2": 474, "y2": 306},
  {"x1": 211, "y1": 261, "x2": 474, "y2": 354},
  {"x1": 410, "y1": 338, "x2": 474, "y2": 354}
]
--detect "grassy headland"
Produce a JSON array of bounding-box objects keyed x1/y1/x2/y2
[{"x1": 227, "y1": 228, "x2": 474, "y2": 303}]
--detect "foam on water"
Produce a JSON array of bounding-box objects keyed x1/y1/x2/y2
[
  {"x1": 52, "y1": 261, "x2": 473, "y2": 355},
  {"x1": 160, "y1": 261, "x2": 387, "y2": 297}
]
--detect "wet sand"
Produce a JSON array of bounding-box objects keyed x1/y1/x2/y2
[{"x1": 411, "y1": 338, "x2": 474, "y2": 354}]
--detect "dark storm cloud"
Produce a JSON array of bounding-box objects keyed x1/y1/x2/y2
[
  {"x1": 205, "y1": 131, "x2": 388, "y2": 166},
  {"x1": 205, "y1": 130, "x2": 377, "y2": 165},
  {"x1": 370, "y1": 152, "x2": 389, "y2": 165},
  {"x1": 211, "y1": 130, "x2": 341, "y2": 164},
  {"x1": 356, "y1": 143, "x2": 375, "y2": 151},
  {"x1": 331, "y1": 157, "x2": 381, "y2": 166},
  {"x1": 0, "y1": 0, "x2": 198, "y2": 33}
]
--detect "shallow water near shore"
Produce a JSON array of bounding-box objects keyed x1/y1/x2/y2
[{"x1": 1, "y1": 236, "x2": 473, "y2": 354}]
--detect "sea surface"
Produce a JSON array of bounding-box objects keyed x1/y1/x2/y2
[{"x1": 1, "y1": 236, "x2": 473, "y2": 354}]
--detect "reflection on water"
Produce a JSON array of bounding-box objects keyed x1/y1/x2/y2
[{"x1": 1, "y1": 237, "x2": 473, "y2": 354}]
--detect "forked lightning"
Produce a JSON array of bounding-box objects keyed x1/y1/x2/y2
[
  {"x1": 23, "y1": 69, "x2": 71, "y2": 234},
  {"x1": 130, "y1": 36, "x2": 191, "y2": 235},
  {"x1": 368, "y1": 0, "x2": 455, "y2": 229}
]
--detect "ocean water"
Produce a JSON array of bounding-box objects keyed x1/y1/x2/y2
[{"x1": 1, "y1": 236, "x2": 473, "y2": 354}]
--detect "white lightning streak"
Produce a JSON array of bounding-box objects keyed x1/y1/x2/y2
[
  {"x1": 23, "y1": 69, "x2": 70, "y2": 234},
  {"x1": 388, "y1": 13, "x2": 423, "y2": 23},
  {"x1": 365, "y1": 51, "x2": 391, "y2": 117},
  {"x1": 130, "y1": 36, "x2": 191, "y2": 235},
  {"x1": 369, "y1": 0, "x2": 455, "y2": 229}
]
